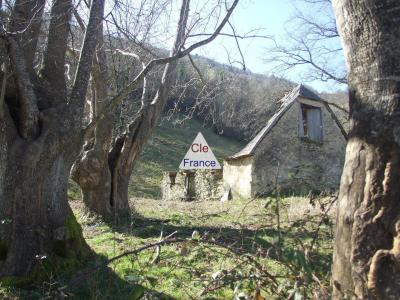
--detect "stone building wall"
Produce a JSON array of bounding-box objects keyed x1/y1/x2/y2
[
  {"x1": 251, "y1": 98, "x2": 346, "y2": 196},
  {"x1": 223, "y1": 98, "x2": 346, "y2": 198},
  {"x1": 223, "y1": 156, "x2": 253, "y2": 198},
  {"x1": 193, "y1": 169, "x2": 224, "y2": 200},
  {"x1": 161, "y1": 169, "x2": 224, "y2": 201},
  {"x1": 161, "y1": 171, "x2": 194, "y2": 201}
]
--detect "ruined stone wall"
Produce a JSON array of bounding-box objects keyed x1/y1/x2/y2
[
  {"x1": 193, "y1": 170, "x2": 224, "y2": 200},
  {"x1": 161, "y1": 169, "x2": 223, "y2": 201},
  {"x1": 251, "y1": 98, "x2": 346, "y2": 196},
  {"x1": 161, "y1": 171, "x2": 192, "y2": 201},
  {"x1": 223, "y1": 156, "x2": 253, "y2": 198}
]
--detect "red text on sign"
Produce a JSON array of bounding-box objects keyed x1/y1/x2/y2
[{"x1": 191, "y1": 143, "x2": 209, "y2": 152}]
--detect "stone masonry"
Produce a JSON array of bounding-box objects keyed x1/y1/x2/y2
[{"x1": 161, "y1": 169, "x2": 224, "y2": 201}]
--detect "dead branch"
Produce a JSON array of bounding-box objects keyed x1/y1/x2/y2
[
  {"x1": 150, "y1": 230, "x2": 164, "y2": 265},
  {"x1": 188, "y1": 32, "x2": 272, "y2": 40}
]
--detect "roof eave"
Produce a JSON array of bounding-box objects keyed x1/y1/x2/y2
[{"x1": 224, "y1": 153, "x2": 253, "y2": 161}]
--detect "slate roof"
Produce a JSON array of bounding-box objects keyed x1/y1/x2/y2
[{"x1": 226, "y1": 84, "x2": 345, "y2": 160}]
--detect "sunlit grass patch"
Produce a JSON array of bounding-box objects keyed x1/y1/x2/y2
[{"x1": 64, "y1": 196, "x2": 335, "y2": 299}]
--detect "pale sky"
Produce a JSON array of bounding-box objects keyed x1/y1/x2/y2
[{"x1": 190, "y1": 0, "x2": 347, "y2": 93}]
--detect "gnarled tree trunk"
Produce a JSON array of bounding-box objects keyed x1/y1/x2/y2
[
  {"x1": 0, "y1": 110, "x2": 86, "y2": 275},
  {"x1": 71, "y1": 16, "x2": 115, "y2": 218},
  {"x1": 331, "y1": 0, "x2": 400, "y2": 299},
  {"x1": 73, "y1": 0, "x2": 191, "y2": 218},
  {"x1": 0, "y1": 0, "x2": 104, "y2": 276}
]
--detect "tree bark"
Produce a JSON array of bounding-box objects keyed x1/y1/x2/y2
[
  {"x1": 9, "y1": 0, "x2": 46, "y2": 73},
  {"x1": 0, "y1": 0, "x2": 104, "y2": 276},
  {"x1": 41, "y1": 0, "x2": 72, "y2": 97},
  {"x1": 0, "y1": 110, "x2": 87, "y2": 275},
  {"x1": 72, "y1": 0, "x2": 191, "y2": 218},
  {"x1": 71, "y1": 18, "x2": 115, "y2": 218},
  {"x1": 331, "y1": 0, "x2": 400, "y2": 299}
]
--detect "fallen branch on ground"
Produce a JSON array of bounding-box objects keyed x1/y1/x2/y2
[{"x1": 64, "y1": 231, "x2": 281, "y2": 295}]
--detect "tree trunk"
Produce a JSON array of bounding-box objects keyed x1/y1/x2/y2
[
  {"x1": 71, "y1": 144, "x2": 114, "y2": 217},
  {"x1": 0, "y1": 111, "x2": 87, "y2": 276},
  {"x1": 71, "y1": 19, "x2": 115, "y2": 218},
  {"x1": 73, "y1": 0, "x2": 191, "y2": 218},
  {"x1": 0, "y1": 0, "x2": 104, "y2": 276},
  {"x1": 109, "y1": 110, "x2": 154, "y2": 215},
  {"x1": 331, "y1": 0, "x2": 400, "y2": 299}
]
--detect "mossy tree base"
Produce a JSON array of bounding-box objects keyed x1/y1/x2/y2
[{"x1": 0, "y1": 212, "x2": 92, "y2": 287}]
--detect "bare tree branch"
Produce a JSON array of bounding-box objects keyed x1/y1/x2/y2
[
  {"x1": 188, "y1": 29, "x2": 272, "y2": 40},
  {"x1": 73, "y1": 6, "x2": 86, "y2": 30},
  {"x1": 227, "y1": 20, "x2": 246, "y2": 70},
  {"x1": 266, "y1": 0, "x2": 346, "y2": 85},
  {"x1": 188, "y1": 53, "x2": 205, "y2": 84},
  {"x1": 83, "y1": 0, "x2": 239, "y2": 137}
]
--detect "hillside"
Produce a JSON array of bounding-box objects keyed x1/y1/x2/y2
[
  {"x1": 169, "y1": 58, "x2": 348, "y2": 143},
  {"x1": 169, "y1": 59, "x2": 296, "y2": 142},
  {"x1": 128, "y1": 116, "x2": 245, "y2": 198}
]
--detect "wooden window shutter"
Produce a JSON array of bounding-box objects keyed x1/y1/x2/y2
[{"x1": 307, "y1": 108, "x2": 323, "y2": 142}]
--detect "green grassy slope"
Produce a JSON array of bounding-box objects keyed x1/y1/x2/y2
[{"x1": 129, "y1": 116, "x2": 245, "y2": 199}]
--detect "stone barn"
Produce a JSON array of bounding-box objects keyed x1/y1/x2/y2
[
  {"x1": 162, "y1": 169, "x2": 224, "y2": 201},
  {"x1": 223, "y1": 84, "x2": 347, "y2": 198}
]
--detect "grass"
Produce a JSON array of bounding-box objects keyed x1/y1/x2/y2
[
  {"x1": 129, "y1": 116, "x2": 245, "y2": 198},
  {"x1": 0, "y1": 195, "x2": 335, "y2": 299},
  {"x1": 73, "y1": 196, "x2": 333, "y2": 299}
]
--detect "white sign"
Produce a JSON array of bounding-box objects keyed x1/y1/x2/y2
[{"x1": 179, "y1": 132, "x2": 221, "y2": 170}]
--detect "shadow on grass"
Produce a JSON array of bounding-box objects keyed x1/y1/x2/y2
[
  {"x1": 0, "y1": 260, "x2": 173, "y2": 300},
  {"x1": 62, "y1": 254, "x2": 174, "y2": 300},
  {"x1": 0, "y1": 217, "x2": 174, "y2": 300}
]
